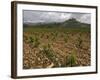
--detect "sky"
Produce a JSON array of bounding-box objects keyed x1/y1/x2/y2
[{"x1": 23, "y1": 10, "x2": 91, "y2": 24}]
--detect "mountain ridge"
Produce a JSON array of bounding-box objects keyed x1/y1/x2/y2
[{"x1": 23, "y1": 18, "x2": 90, "y2": 28}]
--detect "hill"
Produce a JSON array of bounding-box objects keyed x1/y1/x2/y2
[{"x1": 23, "y1": 18, "x2": 90, "y2": 28}]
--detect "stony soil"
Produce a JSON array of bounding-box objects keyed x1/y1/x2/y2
[{"x1": 23, "y1": 31, "x2": 91, "y2": 69}]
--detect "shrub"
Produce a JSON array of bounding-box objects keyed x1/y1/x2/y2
[
  {"x1": 76, "y1": 36, "x2": 82, "y2": 48},
  {"x1": 23, "y1": 35, "x2": 28, "y2": 43},
  {"x1": 66, "y1": 51, "x2": 77, "y2": 67},
  {"x1": 29, "y1": 36, "x2": 40, "y2": 48},
  {"x1": 64, "y1": 37, "x2": 68, "y2": 43},
  {"x1": 40, "y1": 44, "x2": 60, "y2": 67},
  {"x1": 52, "y1": 36, "x2": 56, "y2": 41},
  {"x1": 42, "y1": 44, "x2": 54, "y2": 58},
  {"x1": 55, "y1": 32, "x2": 58, "y2": 37}
]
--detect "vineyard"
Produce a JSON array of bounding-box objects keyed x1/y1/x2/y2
[{"x1": 23, "y1": 26, "x2": 91, "y2": 69}]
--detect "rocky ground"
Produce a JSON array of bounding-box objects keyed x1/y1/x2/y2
[{"x1": 23, "y1": 31, "x2": 91, "y2": 69}]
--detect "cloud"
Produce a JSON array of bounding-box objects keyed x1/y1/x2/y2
[
  {"x1": 23, "y1": 10, "x2": 91, "y2": 24},
  {"x1": 79, "y1": 14, "x2": 91, "y2": 24}
]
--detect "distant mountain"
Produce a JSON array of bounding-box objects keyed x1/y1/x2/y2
[
  {"x1": 61, "y1": 18, "x2": 90, "y2": 28},
  {"x1": 23, "y1": 18, "x2": 90, "y2": 28}
]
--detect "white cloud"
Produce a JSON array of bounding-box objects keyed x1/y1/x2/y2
[
  {"x1": 23, "y1": 10, "x2": 91, "y2": 24},
  {"x1": 60, "y1": 13, "x2": 71, "y2": 19},
  {"x1": 79, "y1": 14, "x2": 91, "y2": 24}
]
